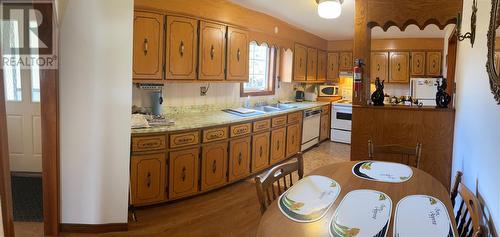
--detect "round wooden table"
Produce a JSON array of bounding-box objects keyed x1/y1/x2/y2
[{"x1": 256, "y1": 161, "x2": 458, "y2": 237}]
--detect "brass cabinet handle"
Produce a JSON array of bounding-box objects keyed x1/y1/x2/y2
[
  {"x1": 237, "y1": 48, "x2": 241, "y2": 62},
  {"x1": 417, "y1": 59, "x2": 420, "y2": 68},
  {"x1": 143, "y1": 38, "x2": 149, "y2": 56},
  {"x1": 377, "y1": 64, "x2": 380, "y2": 71},
  {"x1": 181, "y1": 166, "x2": 186, "y2": 181},
  {"x1": 397, "y1": 63, "x2": 401, "y2": 71},
  {"x1": 433, "y1": 60, "x2": 436, "y2": 69},
  {"x1": 179, "y1": 41, "x2": 185, "y2": 57},
  {"x1": 292, "y1": 135, "x2": 294, "y2": 144},
  {"x1": 210, "y1": 45, "x2": 215, "y2": 60},
  {"x1": 299, "y1": 58, "x2": 302, "y2": 68},
  {"x1": 146, "y1": 172, "x2": 151, "y2": 187},
  {"x1": 212, "y1": 160, "x2": 217, "y2": 174},
  {"x1": 331, "y1": 63, "x2": 334, "y2": 70},
  {"x1": 238, "y1": 152, "x2": 242, "y2": 165},
  {"x1": 276, "y1": 141, "x2": 280, "y2": 150},
  {"x1": 259, "y1": 146, "x2": 263, "y2": 157}
]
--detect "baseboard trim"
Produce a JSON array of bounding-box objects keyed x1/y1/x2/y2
[{"x1": 60, "y1": 223, "x2": 128, "y2": 233}]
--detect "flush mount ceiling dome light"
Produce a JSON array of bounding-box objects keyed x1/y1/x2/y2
[{"x1": 317, "y1": 0, "x2": 343, "y2": 19}]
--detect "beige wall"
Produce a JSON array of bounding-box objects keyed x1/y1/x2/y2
[{"x1": 452, "y1": 0, "x2": 500, "y2": 234}]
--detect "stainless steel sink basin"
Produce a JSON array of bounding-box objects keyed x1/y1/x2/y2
[
  {"x1": 269, "y1": 103, "x2": 297, "y2": 110},
  {"x1": 253, "y1": 106, "x2": 281, "y2": 112}
]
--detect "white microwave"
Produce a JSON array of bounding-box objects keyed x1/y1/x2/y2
[{"x1": 318, "y1": 85, "x2": 340, "y2": 97}]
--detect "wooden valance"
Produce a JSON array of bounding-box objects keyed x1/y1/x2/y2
[{"x1": 249, "y1": 31, "x2": 294, "y2": 51}]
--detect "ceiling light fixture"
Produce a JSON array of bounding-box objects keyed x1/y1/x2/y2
[{"x1": 316, "y1": 0, "x2": 343, "y2": 19}]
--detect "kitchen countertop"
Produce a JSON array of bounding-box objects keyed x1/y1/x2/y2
[{"x1": 131, "y1": 101, "x2": 330, "y2": 134}]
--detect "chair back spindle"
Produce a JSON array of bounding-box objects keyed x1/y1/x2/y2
[
  {"x1": 450, "y1": 171, "x2": 483, "y2": 237},
  {"x1": 368, "y1": 139, "x2": 422, "y2": 168}
]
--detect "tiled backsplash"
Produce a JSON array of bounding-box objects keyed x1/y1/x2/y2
[{"x1": 132, "y1": 81, "x2": 297, "y2": 114}]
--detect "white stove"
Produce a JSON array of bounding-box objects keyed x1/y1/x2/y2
[{"x1": 331, "y1": 100, "x2": 352, "y2": 144}]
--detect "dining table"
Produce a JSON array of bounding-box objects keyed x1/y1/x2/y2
[{"x1": 256, "y1": 161, "x2": 459, "y2": 237}]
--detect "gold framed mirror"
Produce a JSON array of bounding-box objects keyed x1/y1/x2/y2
[{"x1": 486, "y1": 0, "x2": 500, "y2": 104}]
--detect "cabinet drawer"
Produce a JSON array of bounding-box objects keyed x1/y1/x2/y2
[
  {"x1": 253, "y1": 119, "x2": 271, "y2": 132},
  {"x1": 321, "y1": 105, "x2": 330, "y2": 115},
  {"x1": 272, "y1": 116, "x2": 287, "y2": 128},
  {"x1": 287, "y1": 112, "x2": 303, "y2": 124},
  {"x1": 202, "y1": 127, "x2": 228, "y2": 143},
  {"x1": 170, "y1": 131, "x2": 200, "y2": 148},
  {"x1": 132, "y1": 135, "x2": 167, "y2": 152},
  {"x1": 230, "y1": 123, "x2": 252, "y2": 137}
]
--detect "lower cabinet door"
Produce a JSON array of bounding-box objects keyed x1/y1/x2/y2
[
  {"x1": 286, "y1": 124, "x2": 301, "y2": 157},
  {"x1": 252, "y1": 132, "x2": 270, "y2": 173},
  {"x1": 169, "y1": 148, "x2": 199, "y2": 199},
  {"x1": 201, "y1": 142, "x2": 228, "y2": 191},
  {"x1": 320, "y1": 114, "x2": 330, "y2": 141},
  {"x1": 228, "y1": 136, "x2": 251, "y2": 181},
  {"x1": 270, "y1": 127, "x2": 286, "y2": 164},
  {"x1": 130, "y1": 153, "x2": 166, "y2": 205}
]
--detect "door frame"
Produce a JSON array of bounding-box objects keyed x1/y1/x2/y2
[{"x1": 0, "y1": 1, "x2": 60, "y2": 236}]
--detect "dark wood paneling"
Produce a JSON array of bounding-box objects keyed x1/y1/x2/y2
[{"x1": 351, "y1": 106, "x2": 455, "y2": 189}]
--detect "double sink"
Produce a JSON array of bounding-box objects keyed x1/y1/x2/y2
[{"x1": 224, "y1": 103, "x2": 298, "y2": 117}]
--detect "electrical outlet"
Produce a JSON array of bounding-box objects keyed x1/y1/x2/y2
[{"x1": 200, "y1": 86, "x2": 207, "y2": 96}]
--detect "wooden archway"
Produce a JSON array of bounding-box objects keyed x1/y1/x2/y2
[{"x1": 353, "y1": 0, "x2": 463, "y2": 105}]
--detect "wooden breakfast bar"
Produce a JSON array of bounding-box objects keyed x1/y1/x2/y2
[{"x1": 351, "y1": 105, "x2": 455, "y2": 189}]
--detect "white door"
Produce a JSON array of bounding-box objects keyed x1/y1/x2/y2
[{"x1": 4, "y1": 68, "x2": 42, "y2": 172}]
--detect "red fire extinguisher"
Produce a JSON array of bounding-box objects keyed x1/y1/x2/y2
[{"x1": 353, "y1": 59, "x2": 364, "y2": 102}]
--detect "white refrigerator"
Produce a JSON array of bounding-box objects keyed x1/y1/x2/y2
[{"x1": 410, "y1": 78, "x2": 440, "y2": 106}]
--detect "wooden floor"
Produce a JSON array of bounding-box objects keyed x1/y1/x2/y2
[{"x1": 15, "y1": 141, "x2": 350, "y2": 237}]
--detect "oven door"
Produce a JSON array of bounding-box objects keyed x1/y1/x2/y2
[{"x1": 332, "y1": 106, "x2": 352, "y2": 130}]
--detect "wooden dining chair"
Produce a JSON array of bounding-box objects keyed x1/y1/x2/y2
[
  {"x1": 254, "y1": 152, "x2": 304, "y2": 214},
  {"x1": 368, "y1": 139, "x2": 422, "y2": 168},
  {"x1": 450, "y1": 171, "x2": 483, "y2": 237}
]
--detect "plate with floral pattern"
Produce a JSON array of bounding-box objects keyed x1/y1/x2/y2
[
  {"x1": 394, "y1": 195, "x2": 454, "y2": 237},
  {"x1": 329, "y1": 189, "x2": 392, "y2": 237},
  {"x1": 352, "y1": 161, "x2": 413, "y2": 183},
  {"x1": 278, "y1": 175, "x2": 341, "y2": 223}
]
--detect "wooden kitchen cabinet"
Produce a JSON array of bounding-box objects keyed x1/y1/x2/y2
[
  {"x1": 169, "y1": 148, "x2": 199, "y2": 199},
  {"x1": 226, "y1": 27, "x2": 249, "y2": 81},
  {"x1": 320, "y1": 114, "x2": 330, "y2": 142},
  {"x1": 133, "y1": 11, "x2": 164, "y2": 80},
  {"x1": 270, "y1": 127, "x2": 286, "y2": 163},
  {"x1": 293, "y1": 43, "x2": 308, "y2": 81},
  {"x1": 317, "y1": 50, "x2": 327, "y2": 82},
  {"x1": 228, "y1": 137, "x2": 251, "y2": 181},
  {"x1": 198, "y1": 21, "x2": 227, "y2": 80},
  {"x1": 327, "y1": 52, "x2": 340, "y2": 81},
  {"x1": 201, "y1": 142, "x2": 228, "y2": 191},
  {"x1": 389, "y1": 52, "x2": 410, "y2": 83},
  {"x1": 165, "y1": 16, "x2": 198, "y2": 80},
  {"x1": 252, "y1": 132, "x2": 270, "y2": 172},
  {"x1": 339, "y1": 52, "x2": 353, "y2": 71},
  {"x1": 286, "y1": 124, "x2": 301, "y2": 158},
  {"x1": 306, "y1": 48, "x2": 318, "y2": 81},
  {"x1": 426, "y1": 51, "x2": 442, "y2": 76},
  {"x1": 130, "y1": 153, "x2": 166, "y2": 205},
  {"x1": 370, "y1": 52, "x2": 388, "y2": 83},
  {"x1": 410, "y1": 52, "x2": 426, "y2": 76}
]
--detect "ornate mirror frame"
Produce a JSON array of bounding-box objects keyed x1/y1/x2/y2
[{"x1": 486, "y1": 0, "x2": 500, "y2": 104}]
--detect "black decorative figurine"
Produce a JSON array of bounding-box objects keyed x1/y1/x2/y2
[
  {"x1": 371, "y1": 77, "x2": 385, "y2": 106},
  {"x1": 436, "y1": 78, "x2": 451, "y2": 108}
]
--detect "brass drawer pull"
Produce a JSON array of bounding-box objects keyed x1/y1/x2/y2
[
  {"x1": 212, "y1": 160, "x2": 217, "y2": 173},
  {"x1": 179, "y1": 41, "x2": 185, "y2": 57},
  {"x1": 276, "y1": 141, "x2": 280, "y2": 150},
  {"x1": 181, "y1": 166, "x2": 186, "y2": 182},
  {"x1": 146, "y1": 172, "x2": 151, "y2": 188},
  {"x1": 259, "y1": 146, "x2": 263, "y2": 157},
  {"x1": 397, "y1": 63, "x2": 401, "y2": 71},
  {"x1": 210, "y1": 45, "x2": 215, "y2": 60},
  {"x1": 143, "y1": 38, "x2": 149, "y2": 56},
  {"x1": 292, "y1": 135, "x2": 294, "y2": 144},
  {"x1": 238, "y1": 152, "x2": 242, "y2": 165},
  {"x1": 417, "y1": 59, "x2": 420, "y2": 68},
  {"x1": 377, "y1": 64, "x2": 380, "y2": 71},
  {"x1": 237, "y1": 48, "x2": 241, "y2": 62}
]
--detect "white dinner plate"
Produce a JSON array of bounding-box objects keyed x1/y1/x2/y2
[
  {"x1": 329, "y1": 189, "x2": 392, "y2": 237},
  {"x1": 352, "y1": 161, "x2": 413, "y2": 183},
  {"x1": 394, "y1": 195, "x2": 455, "y2": 237},
  {"x1": 278, "y1": 175, "x2": 341, "y2": 223}
]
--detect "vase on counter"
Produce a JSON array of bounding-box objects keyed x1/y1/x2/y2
[
  {"x1": 371, "y1": 77, "x2": 385, "y2": 106},
  {"x1": 436, "y1": 78, "x2": 451, "y2": 108}
]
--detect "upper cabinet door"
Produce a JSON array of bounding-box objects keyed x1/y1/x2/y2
[
  {"x1": 317, "y1": 50, "x2": 327, "y2": 82},
  {"x1": 306, "y1": 48, "x2": 318, "y2": 81},
  {"x1": 339, "y1": 52, "x2": 353, "y2": 71},
  {"x1": 226, "y1": 27, "x2": 249, "y2": 81},
  {"x1": 327, "y1": 52, "x2": 339, "y2": 81},
  {"x1": 133, "y1": 11, "x2": 164, "y2": 80},
  {"x1": 370, "y1": 52, "x2": 388, "y2": 83},
  {"x1": 389, "y1": 52, "x2": 410, "y2": 83},
  {"x1": 293, "y1": 44, "x2": 307, "y2": 81},
  {"x1": 165, "y1": 16, "x2": 198, "y2": 80},
  {"x1": 410, "y1": 52, "x2": 426, "y2": 76},
  {"x1": 426, "y1": 51, "x2": 442, "y2": 76},
  {"x1": 199, "y1": 21, "x2": 227, "y2": 80}
]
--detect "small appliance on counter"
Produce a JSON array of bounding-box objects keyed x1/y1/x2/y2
[
  {"x1": 410, "y1": 78, "x2": 440, "y2": 106},
  {"x1": 150, "y1": 91, "x2": 163, "y2": 116},
  {"x1": 305, "y1": 92, "x2": 317, "y2": 102},
  {"x1": 295, "y1": 88, "x2": 305, "y2": 102},
  {"x1": 318, "y1": 85, "x2": 340, "y2": 97}
]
